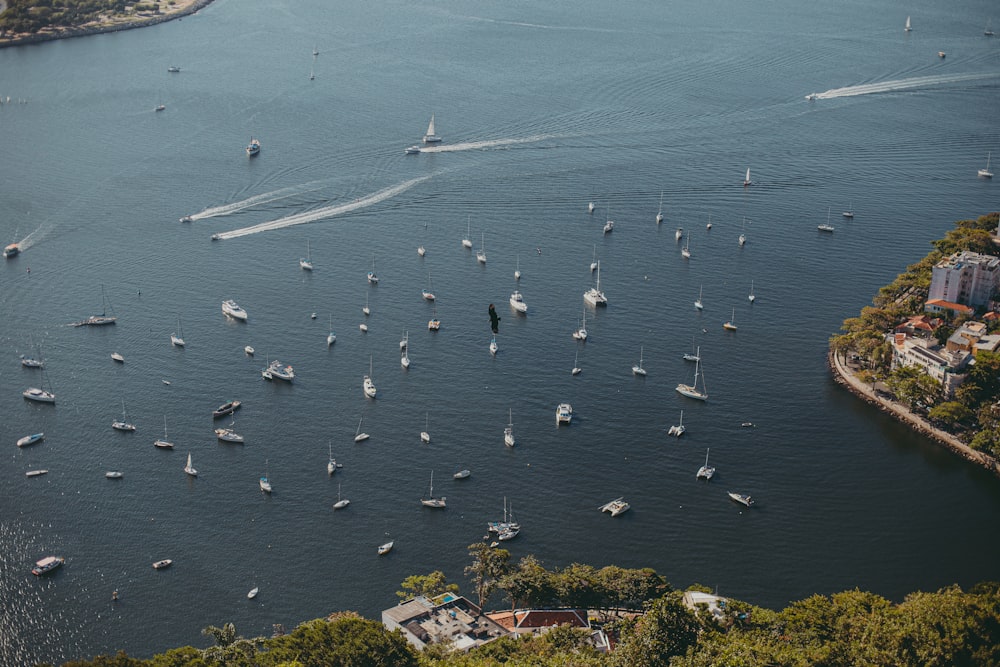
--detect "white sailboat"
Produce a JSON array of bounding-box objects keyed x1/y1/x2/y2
[
  {"x1": 743, "y1": 167, "x2": 752, "y2": 186},
  {"x1": 590, "y1": 245, "x2": 598, "y2": 272},
  {"x1": 706, "y1": 213, "x2": 713, "y2": 230},
  {"x1": 259, "y1": 460, "x2": 272, "y2": 493},
  {"x1": 23, "y1": 368, "x2": 56, "y2": 403},
  {"x1": 514, "y1": 254, "x2": 521, "y2": 281},
  {"x1": 676, "y1": 348, "x2": 708, "y2": 400},
  {"x1": 401, "y1": 332, "x2": 410, "y2": 369},
  {"x1": 327, "y1": 442, "x2": 337, "y2": 475},
  {"x1": 904, "y1": 15, "x2": 912, "y2": 32},
  {"x1": 170, "y1": 316, "x2": 185, "y2": 347},
  {"x1": 422, "y1": 114, "x2": 442, "y2": 143},
  {"x1": 462, "y1": 216, "x2": 473, "y2": 249},
  {"x1": 422, "y1": 272, "x2": 435, "y2": 301},
  {"x1": 420, "y1": 413, "x2": 430, "y2": 443},
  {"x1": 184, "y1": 452, "x2": 197, "y2": 477},
  {"x1": 420, "y1": 471, "x2": 446, "y2": 508},
  {"x1": 583, "y1": 260, "x2": 607, "y2": 306},
  {"x1": 588, "y1": 201, "x2": 595, "y2": 213},
  {"x1": 723, "y1": 307, "x2": 738, "y2": 331},
  {"x1": 489, "y1": 334, "x2": 498, "y2": 356},
  {"x1": 818, "y1": 207, "x2": 835, "y2": 232},
  {"x1": 112, "y1": 399, "x2": 137, "y2": 432},
  {"x1": 739, "y1": 217, "x2": 748, "y2": 246},
  {"x1": 327, "y1": 315, "x2": 337, "y2": 346},
  {"x1": 681, "y1": 233, "x2": 691, "y2": 259},
  {"x1": 632, "y1": 345, "x2": 647, "y2": 376},
  {"x1": 367, "y1": 255, "x2": 379, "y2": 284},
  {"x1": 656, "y1": 191, "x2": 664, "y2": 224},
  {"x1": 333, "y1": 483, "x2": 350, "y2": 509},
  {"x1": 697, "y1": 448, "x2": 715, "y2": 479},
  {"x1": 215, "y1": 416, "x2": 244, "y2": 443},
  {"x1": 418, "y1": 223, "x2": 427, "y2": 257},
  {"x1": 668, "y1": 410, "x2": 685, "y2": 437},
  {"x1": 695, "y1": 285, "x2": 704, "y2": 310},
  {"x1": 842, "y1": 202, "x2": 855, "y2": 218},
  {"x1": 572, "y1": 350, "x2": 582, "y2": 375},
  {"x1": 748, "y1": 280, "x2": 756, "y2": 303},
  {"x1": 154, "y1": 415, "x2": 174, "y2": 449},
  {"x1": 428, "y1": 305, "x2": 440, "y2": 330},
  {"x1": 573, "y1": 307, "x2": 588, "y2": 341},
  {"x1": 504, "y1": 409, "x2": 515, "y2": 447},
  {"x1": 363, "y1": 292, "x2": 371, "y2": 316},
  {"x1": 300, "y1": 241, "x2": 313, "y2": 271},
  {"x1": 354, "y1": 415, "x2": 370, "y2": 442},
  {"x1": 363, "y1": 355, "x2": 377, "y2": 398},
  {"x1": 476, "y1": 232, "x2": 487, "y2": 264},
  {"x1": 675, "y1": 226, "x2": 683, "y2": 242},
  {"x1": 979, "y1": 152, "x2": 993, "y2": 179},
  {"x1": 683, "y1": 338, "x2": 701, "y2": 362}
]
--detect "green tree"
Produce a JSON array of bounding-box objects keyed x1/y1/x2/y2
[
  {"x1": 928, "y1": 400, "x2": 973, "y2": 426},
  {"x1": 262, "y1": 616, "x2": 418, "y2": 667},
  {"x1": 396, "y1": 570, "x2": 459, "y2": 601},
  {"x1": 609, "y1": 592, "x2": 700, "y2": 667},
  {"x1": 465, "y1": 542, "x2": 511, "y2": 609}
]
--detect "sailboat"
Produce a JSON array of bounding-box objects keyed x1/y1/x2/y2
[
  {"x1": 739, "y1": 217, "x2": 748, "y2": 246},
  {"x1": 422, "y1": 114, "x2": 442, "y2": 143},
  {"x1": 477, "y1": 232, "x2": 487, "y2": 264},
  {"x1": 632, "y1": 345, "x2": 647, "y2": 376},
  {"x1": 422, "y1": 272, "x2": 435, "y2": 300},
  {"x1": 327, "y1": 315, "x2": 336, "y2": 346},
  {"x1": 514, "y1": 254, "x2": 521, "y2": 281},
  {"x1": 418, "y1": 223, "x2": 427, "y2": 257},
  {"x1": 363, "y1": 355, "x2": 377, "y2": 398},
  {"x1": 155, "y1": 90, "x2": 165, "y2": 112},
  {"x1": 979, "y1": 152, "x2": 994, "y2": 179},
  {"x1": 743, "y1": 167, "x2": 752, "y2": 186},
  {"x1": 184, "y1": 452, "x2": 197, "y2": 477},
  {"x1": 572, "y1": 350, "x2": 582, "y2": 375},
  {"x1": 683, "y1": 338, "x2": 701, "y2": 362},
  {"x1": 401, "y1": 331, "x2": 410, "y2": 369},
  {"x1": 706, "y1": 213, "x2": 713, "y2": 230},
  {"x1": 420, "y1": 471, "x2": 447, "y2": 508},
  {"x1": 668, "y1": 410, "x2": 685, "y2": 437},
  {"x1": 904, "y1": 15, "x2": 912, "y2": 32},
  {"x1": 675, "y1": 226, "x2": 683, "y2": 242},
  {"x1": 112, "y1": 399, "x2": 137, "y2": 432},
  {"x1": 363, "y1": 292, "x2": 371, "y2": 316},
  {"x1": 583, "y1": 260, "x2": 608, "y2": 306},
  {"x1": 215, "y1": 416, "x2": 244, "y2": 443},
  {"x1": 842, "y1": 202, "x2": 855, "y2": 218},
  {"x1": 300, "y1": 241, "x2": 313, "y2": 271},
  {"x1": 656, "y1": 191, "x2": 664, "y2": 224},
  {"x1": 309, "y1": 64, "x2": 315, "y2": 81},
  {"x1": 367, "y1": 255, "x2": 379, "y2": 284},
  {"x1": 572, "y1": 307, "x2": 588, "y2": 340},
  {"x1": 681, "y1": 233, "x2": 691, "y2": 259},
  {"x1": 23, "y1": 367, "x2": 55, "y2": 403},
  {"x1": 748, "y1": 280, "x2": 756, "y2": 303},
  {"x1": 588, "y1": 201, "x2": 596, "y2": 213},
  {"x1": 333, "y1": 483, "x2": 350, "y2": 509},
  {"x1": 818, "y1": 207, "x2": 835, "y2": 232},
  {"x1": 696, "y1": 448, "x2": 715, "y2": 479},
  {"x1": 590, "y1": 245, "x2": 598, "y2": 272},
  {"x1": 420, "y1": 413, "x2": 430, "y2": 443},
  {"x1": 428, "y1": 305, "x2": 440, "y2": 330},
  {"x1": 327, "y1": 442, "x2": 337, "y2": 475},
  {"x1": 603, "y1": 206, "x2": 614, "y2": 234},
  {"x1": 676, "y1": 347, "x2": 708, "y2": 400},
  {"x1": 723, "y1": 307, "x2": 738, "y2": 331},
  {"x1": 154, "y1": 415, "x2": 174, "y2": 449},
  {"x1": 986, "y1": 19, "x2": 995, "y2": 37},
  {"x1": 489, "y1": 334, "x2": 498, "y2": 356},
  {"x1": 354, "y1": 415, "x2": 370, "y2": 442},
  {"x1": 259, "y1": 460, "x2": 272, "y2": 493},
  {"x1": 170, "y1": 316, "x2": 186, "y2": 347},
  {"x1": 694, "y1": 285, "x2": 704, "y2": 310},
  {"x1": 504, "y1": 409, "x2": 515, "y2": 447},
  {"x1": 81, "y1": 284, "x2": 117, "y2": 326},
  {"x1": 462, "y1": 216, "x2": 473, "y2": 248}
]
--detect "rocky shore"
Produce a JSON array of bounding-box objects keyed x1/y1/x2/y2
[
  {"x1": 828, "y1": 349, "x2": 1000, "y2": 478},
  {"x1": 0, "y1": 0, "x2": 216, "y2": 49}
]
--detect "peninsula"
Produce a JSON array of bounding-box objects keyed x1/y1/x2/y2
[
  {"x1": 0, "y1": 0, "x2": 215, "y2": 48},
  {"x1": 830, "y1": 211, "x2": 1000, "y2": 478}
]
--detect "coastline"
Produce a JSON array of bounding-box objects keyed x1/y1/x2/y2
[
  {"x1": 828, "y1": 348, "x2": 1000, "y2": 478},
  {"x1": 0, "y1": 0, "x2": 216, "y2": 49}
]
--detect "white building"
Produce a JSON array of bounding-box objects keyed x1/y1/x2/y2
[
  {"x1": 382, "y1": 594, "x2": 509, "y2": 652},
  {"x1": 927, "y1": 251, "x2": 1000, "y2": 309},
  {"x1": 890, "y1": 333, "x2": 970, "y2": 397}
]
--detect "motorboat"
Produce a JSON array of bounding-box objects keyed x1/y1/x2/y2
[
  {"x1": 245, "y1": 345, "x2": 255, "y2": 356},
  {"x1": 105, "y1": 471, "x2": 124, "y2": 479},
  {"x1": 247, "y1": 587, "x2": 259, "y2": 599},
  {"x1": 32, "y1": 556, "x2": 65, "y2": 575},
  {"x1": 266, "y1": 360, "x2": 295, "y2": 382},
  {"x1": 179, "y1": 215, "x2": 193, "y2": 223},
  {"x1": 213, "y1": 400, "x2": 242, "y2": 419},
  {"x1": 222, "y1": 300, "x2": 248, "y2": 321},
  {"x1": 599, "y1": 497, "x2": 630, "y2": 517},
  {"x1": 696, "y1": 448, "x2": 715, "y2": 480},
  {"x1": 17, "y1": 433, "x2": 44, "y2": 447},
  {"x1": 215, "y1": 418, "x2": 244, "y2": 443},
  {"x1": 728, "y1": 491, "x2": 754, "y2": 507},
  {"x1": 25, "y1": 470, "x2": 49, "y2": 477},
  {"x1": 489, "y1": 335, "x2": 498, "y2": 356},
  {"x1": 405, "y1": 145, "x2": 421, "y2": 154},
  {"x1": 509, "y1": 290, "x2": 527, "y2": 313},
  {"x1": 3, "y1": 242, "x2": 19, "y2": 258},
  {"x1": 259, "y1": 475, "x2": 272, "y2": 494},
  {"x1": 556, "y1": 403, "x2": 573, "y2": 424},
  {"x1": 152, "y1": 559, "x2": 173, "y2": 570},
  {"x1": 167, "y1": 66, "x2": 181, "y2": 72},
  {"x1": 111, "y1": 352, "x2": 124, "y2": 363},
  {"x1": 378, "y1": 540, "x2": 394, "y2": 555},
  {"x1": 603, "y1": 219, "x2": 614, "y2": 234},
  {"x1": 805, "y1": 93, "x2": 818, "y2": 101},
  {"x1": 246, "y1": 137, "x2": 261, "y2": 156},
  {"x1": 453, "y1": 469, "x2": 471, "y2": 479}
]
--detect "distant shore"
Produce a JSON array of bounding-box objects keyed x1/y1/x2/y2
[
  {"x1": 0, "y1": 0, "x2": 216, "y2": 49},
  {"x1": 828, "y1": 349, "x2": 1000, "y2": 478}
]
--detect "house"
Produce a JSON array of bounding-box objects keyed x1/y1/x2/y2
[
  {"x1": 487, "y1": 608, "x2": 611, "y2": 652},
  {"x1": 927, "y1": 251, "x2": 1000, "y2": 309},
  {"x1": 925, "y1": 299, "x2": 975, "y2": 317},
  {"x1": 893, "y1": 314, "x2": 939, "y2": 336},
  {"x1": 682, "y1": 591, "x2": 729, "y2": 624},
  {"x1": 382, "y1": 594, "x2": 510, "y2": 652},
  {"x1": 946, "y1": 321, "x2": 988, "y2": 353}
]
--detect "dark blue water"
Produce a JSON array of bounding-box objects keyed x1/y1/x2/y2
[{"x1": 2, "y1": 0, "x2": 1000, "y2": 662}]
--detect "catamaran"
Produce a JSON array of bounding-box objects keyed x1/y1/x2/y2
[
  {"x1": 697, "y1": 448, "x2": 715, "y2": 479},
  {"x1": 668, "y1": 410, "x2": 685, "y2": 437},
  {"x1": 584, "y1": 260, "x2": 608, "y2": 306}
]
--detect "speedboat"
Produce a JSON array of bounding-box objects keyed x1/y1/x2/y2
[
  {"x1": 599, "y1": 497, "x2": 630, "y2": 517},
  {"x1": 212, "y1": 400, "x2": 242, "y2": 418},
  {"x1": 25, "y1": 470, "x2": 48, "y2": 477},
  {"x1": 111, "y1": 352, "x2": 124, "y2": 362},
  {"x1": 17, "y1": 433, "x2": 44, "y2": 447},
  {"x1": 246, "y1": 137, "x2": 261, "y2": 156},
  {"x1": 179, "y1": 215, "x2": 193, "y2": 223},
  {"x1": 405, "y1": 145, "x2": 421, "y2": 154},
  {"x1": 247, "y1": 587, "x2": 259, "y2": 599},
  {"x1": 728, "y1": 491, "x2": 754, "y2": 507},
  {"x1": 152, "y1": 559, "x2": 173, "y2": 569},
  {"x1": 105, "y1": 471, "x2": 124, "y2": 479},
  {"x1": 245, "y1": 345, "x2": 255, "y2": 356},
  {"x1": 509, "y1": 290, "x2": 527, "y2": 313},
  {"x1": 167, "y1": 66, "x2": 181, "y2": 72},
  {"x1": 556, "y1": 403, "x2": 573, "y2": 424},
  {"x1": 32, "y1": 556, "x2": 65, "y2": 576},
  {"x1": 3, "y1": 243, "x2": 19, "y2": 258},
  {"x1": 453, "y1": 469, "x2": 471, "y2": 479},
  {"x1": 266, "y1": 360, "x2": 294, "y2": 382},
  {"x1": 805, "y1": 93, "x2": 818, "y2": 101},
  {"x1": 378, "y1": 540, "x2": 394, "y2": 555},
  {"x1": 222, "y1": 300, "x2": 248, "y2": 321}
]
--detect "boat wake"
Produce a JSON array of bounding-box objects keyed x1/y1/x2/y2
[
  {"x1": 418, "y1": 134, "x2": 556, "y2": 153},
  {"x1": 213, "y1": 176, "x2": 431, "y2": 240},
  {"x1": 184, "y1": 180, "x2": 330, "y2": 221},
  {"x1": 811, "y1": 72, "x2": 1000, "y2": 100}
]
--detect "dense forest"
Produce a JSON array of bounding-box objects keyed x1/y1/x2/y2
[
  {"x1": 830, "y1": 212, "x2": 1000, "y2": 458},
  {"x1": 0, "y1": 0, "x2": 170, "y2": 35},
  {"x1": 46, "y1": 545, "x2": 1000, "y2": 667}
]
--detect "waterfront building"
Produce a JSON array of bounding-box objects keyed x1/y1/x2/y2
[
  {"x1": 890, "y1": 334, "x2": 970, "y2": 396},
  {"x1": 487, "y1": 609, "x2": 611, "y2": 651},
  {"x1": 382, "y1": 594, "x2": 509, "y2": 652},
  {"x1": 927, "y1": 251, "x2": 1000, "y2": 309}
]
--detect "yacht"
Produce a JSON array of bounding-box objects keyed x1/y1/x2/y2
[
  {"x1": 17, "y1": 433, "x2": 44, "y2": 447},
  {"x1": 599, "y1": 497, "x2": 631, "y2": 517},
  {"x1": 266, "y1": 360, "x2": 295, "y2": 382},
  {"x1": 676, "y1": 348, "x2": 708, "y2": 400},
  {"x1": 32, "y1": 556, "x2": 65, "y2": 576},
  {"x1": 728, "y1": 491, "x2": 754, "y2": 507},
  {"x1": 222, "y1": 300, "x2": 248, "y2": 321},
  {"x1": 509, "y1": 290, "x2": 527, "y2": 313},
  {"x1": 420, "y1": 471, "x2": 447, "y2": 508},
  {"x1": 556, "y1": 403, "x2": 573, "y2": 424},
  {"x1": 212, "y1": 400, "x2": 242, "y2": 418},
  {"x1": 246, "y1": 137, "x2": 261, "y2": 156},
  {"x1": 23, "y1": 386, "x2": 56, "y2": 403},
  {"x1": 3, "y1": 243, "x2": 19, "y2": 258},
  {"x1": 488, "y1": 499, "x2": 520, "y2": 534}
]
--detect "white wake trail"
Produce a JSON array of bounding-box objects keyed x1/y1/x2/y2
[
  {"x1": 814, "y1": 72, "x2": 999, "y2": 100},
  {"x1": 419, "y1": 134, "x2": 556, "y2": 153},
  {"x1": 187, "y1": 180, "x2": 330, "y2": 221},
  {"x1": 214, "y1": 176, "x2": 431, "y2": 240}
]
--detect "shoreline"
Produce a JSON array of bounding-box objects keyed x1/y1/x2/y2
[
  {"x1": 0, "y1": 0, "x2": 216, "y2": 49},
  {"x1": 828, "y1": 348, "x2": 1000, "y2": 478}
]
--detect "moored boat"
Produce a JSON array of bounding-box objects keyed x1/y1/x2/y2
[
  {"x1": 152, "y1": 559, "x2": 173, "y2": 569},
  {"x1": 728, "y1": 491, "x2": 754, "y2": 507},
  {"x1": 599, "y1": 497, "x2": 630, "y2": 517},
  {"x1": 17, "y1": 433, "x2": 44, "y2": 447},
  {"x1": 32, "y1": 556, "x2": 65, "y2": 575},
  {"x1": 222, "y1": 300, "x2": 248, "y2": 321},
  {"x1": 213, "y1": 400, "x2": 242, "y2": 418},
  {"x1": 556, "y1": 403, "x2": 573, "y2": 424},
  {"x1": 246, "y1": 137, "x2": 261, "y2": 156}
]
